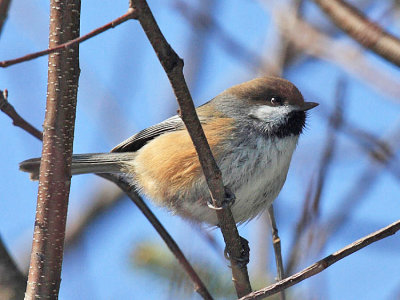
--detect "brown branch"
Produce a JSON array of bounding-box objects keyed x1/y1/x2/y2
[
  {"x1": 267, "y1": 205, "x2": 285, "y2": 300},
  {"x1": 0, "y1": 89, "x2": 43, "y2": 140},
  {"x1": 99, "y1": 174, "x2": 213, "y2": 300},
  {"x1": 0, "y1": 235, "x2": 26, "y2": 300},
  {"x1": 0, "y1": 8, "x2": 137, "y2": 68},
  {"x1": 313, "y1": 0, "x2": 400, "y2": 67},
  {"x1": 130, "y1": 0, "x2": 252, "y2": 297},
  {"x1": 25, "y1": 0, "x2": 81, "y2": 298},
  {"x1": 0, "y1": 0, "x2": 11, "y2": 37},
  {"x1": 240, "y1": 219, "x2": 400, "y2": 300}
]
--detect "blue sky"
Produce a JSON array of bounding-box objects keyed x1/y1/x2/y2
[{"x1": 1, "y1": 1, "x2": 400, "y2": 299}]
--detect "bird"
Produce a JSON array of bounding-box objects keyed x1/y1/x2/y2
[{"x1": 20, "y1": 77, "x2": 318, "y2": 226}]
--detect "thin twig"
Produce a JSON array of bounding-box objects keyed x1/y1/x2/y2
[
  {"x1": 99, "y1": 173, "x2": 213, "y2": 300},
  {"x1": 0, "y1": 90, "x2": 43, "y2": 140},
  {"x1": 130, "y1": 0, "x2": 252, "y2": 297},
  {"x1": 313, "y1": 0, "x2": 400, "y2": 67},
  {"x1": 0, "y1": 8, "x2": 137, "y2": 68},
  {"x1": 240, "y1": 219, "x2": 400, "y2": 300},
  {"x1": 267, "y1": 205, "x2": 285, "y2": 300},
  {"x1": 25, "y1": 1, "x2": 81, "y2": 298}
]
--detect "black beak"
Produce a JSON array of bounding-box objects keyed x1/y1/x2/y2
[{"x1": 297, "y1": 102, "x2": 319, "y2": 111}]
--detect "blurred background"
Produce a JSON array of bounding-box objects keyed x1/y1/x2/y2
[{"x1": 0, "y1": 0, "x2": 400, "y2": 299}]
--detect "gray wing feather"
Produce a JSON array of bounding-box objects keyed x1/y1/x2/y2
[{"x1": 111, "y1": 115, "x2": 185, "y2": 152}]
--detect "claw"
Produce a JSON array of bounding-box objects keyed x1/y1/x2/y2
[
  {"x1": 207, "y1": 186, "x2": 236, "y2": 210},
  {"x1": 224, "y1": 236, "x2": 250, "y2": 268}
]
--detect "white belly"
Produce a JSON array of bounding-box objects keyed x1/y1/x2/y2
[{"x1": 181, "y1": 135, "x2": 299, "y2": 225}]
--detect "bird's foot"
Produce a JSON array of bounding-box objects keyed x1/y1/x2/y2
[
  {"x1": 224, "y1": 236, "x2": 250, "y2": 268},
  {"x1": 207, "y1": 186, "x2": 235, "y2": 210}
]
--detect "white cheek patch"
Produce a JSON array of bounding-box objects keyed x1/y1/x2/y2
[{"x1": 249, "y1": 105, "x2": 292, "y2": 124}]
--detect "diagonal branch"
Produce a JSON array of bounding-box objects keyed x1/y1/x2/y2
[
  {"x1": 0, "y1": 8, "x2": 137, "y2": 68},
  {"x1": 240, "y1": 219, "x2": 400, "y2": 300},
  {"x1": 0, "y1": 89, "x2": 43, "y2": 140},
  {"x1": 130, "y1": 0, "x2": 252, "y2": 297},
  {"x1": 99, "y1": 174, "x2": 213, "y2": 300},
  {"x1": 313, "y1": 0, "x2": 400, "y2": 67}
]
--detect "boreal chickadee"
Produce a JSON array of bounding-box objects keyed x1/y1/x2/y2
[{"x1": 20, "y1": 77, "x2": 318, "y2": 225}]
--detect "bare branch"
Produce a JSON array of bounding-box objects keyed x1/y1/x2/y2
[
  {"x1": 0, "y1": 90, "x2": 43, "y2": 141},
  {"x1": 240, "y1": 220, "x2": 400, "y2": 300},
  {"x1": 0, "y1": 8, "x2": 137, "y2": 68},
  {"x1": 99, "y1": 174, "x2": 213, "y2": 300},
  {"x1": 267, "y1": 205, "x2": 285, "y2": 300},
  {"x1": 25, "y1": 0, "x2": 81, "y2": 298},
  {"x1": 130, "y1": 0, "x2": 252, "y2": 297},
  {"x1": 313, "y1": 0, "x2": 400, "y2": 67}
]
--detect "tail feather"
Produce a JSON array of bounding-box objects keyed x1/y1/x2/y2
[{"x1": 19, "y1": 152, "x2": 136, "y2": 181}]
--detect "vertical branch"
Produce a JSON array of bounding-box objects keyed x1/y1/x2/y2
[
  {"x1": 267, "y1": 205, "x2": 286, "y2": 300},
  {"x1": 25, "y1": 0, "x2": 81, "y2": 299},
  {"x1": 130, "y1": 0, "x2": 252, "y2": 297}
]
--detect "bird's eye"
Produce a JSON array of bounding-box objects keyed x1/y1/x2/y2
[{"x1": 270, "y1": 96, "x2": 283, "y2": 106}]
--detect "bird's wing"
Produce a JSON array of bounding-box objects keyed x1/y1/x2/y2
[{"x1": 111, "y1": 115, "x2": 185, "y2": 152}]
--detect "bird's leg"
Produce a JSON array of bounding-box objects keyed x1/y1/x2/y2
[
  {"x1": 207, "y1": 186, "x2": 235, "y2": 210},
  {"x1": 224, "y1": 236, "x2": 250, "y2": 268},
  {"x1": 207, "y1": 187, "x2": 249, "y2": 266}
]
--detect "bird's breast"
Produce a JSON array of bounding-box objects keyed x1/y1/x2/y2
[
  {"x1": 129, "y1": 116, "x2": 299, "y2": 225},
  {"x1": 176, "y1": 132, "x2": 299, "y2": 224},
  {"x1": 221, "y1": 135, "x2": 299, "y2": 223}
]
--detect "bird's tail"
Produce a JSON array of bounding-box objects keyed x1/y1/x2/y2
[{"x1": 19, "y1": 152, "x2": 136, "y2": 181}]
